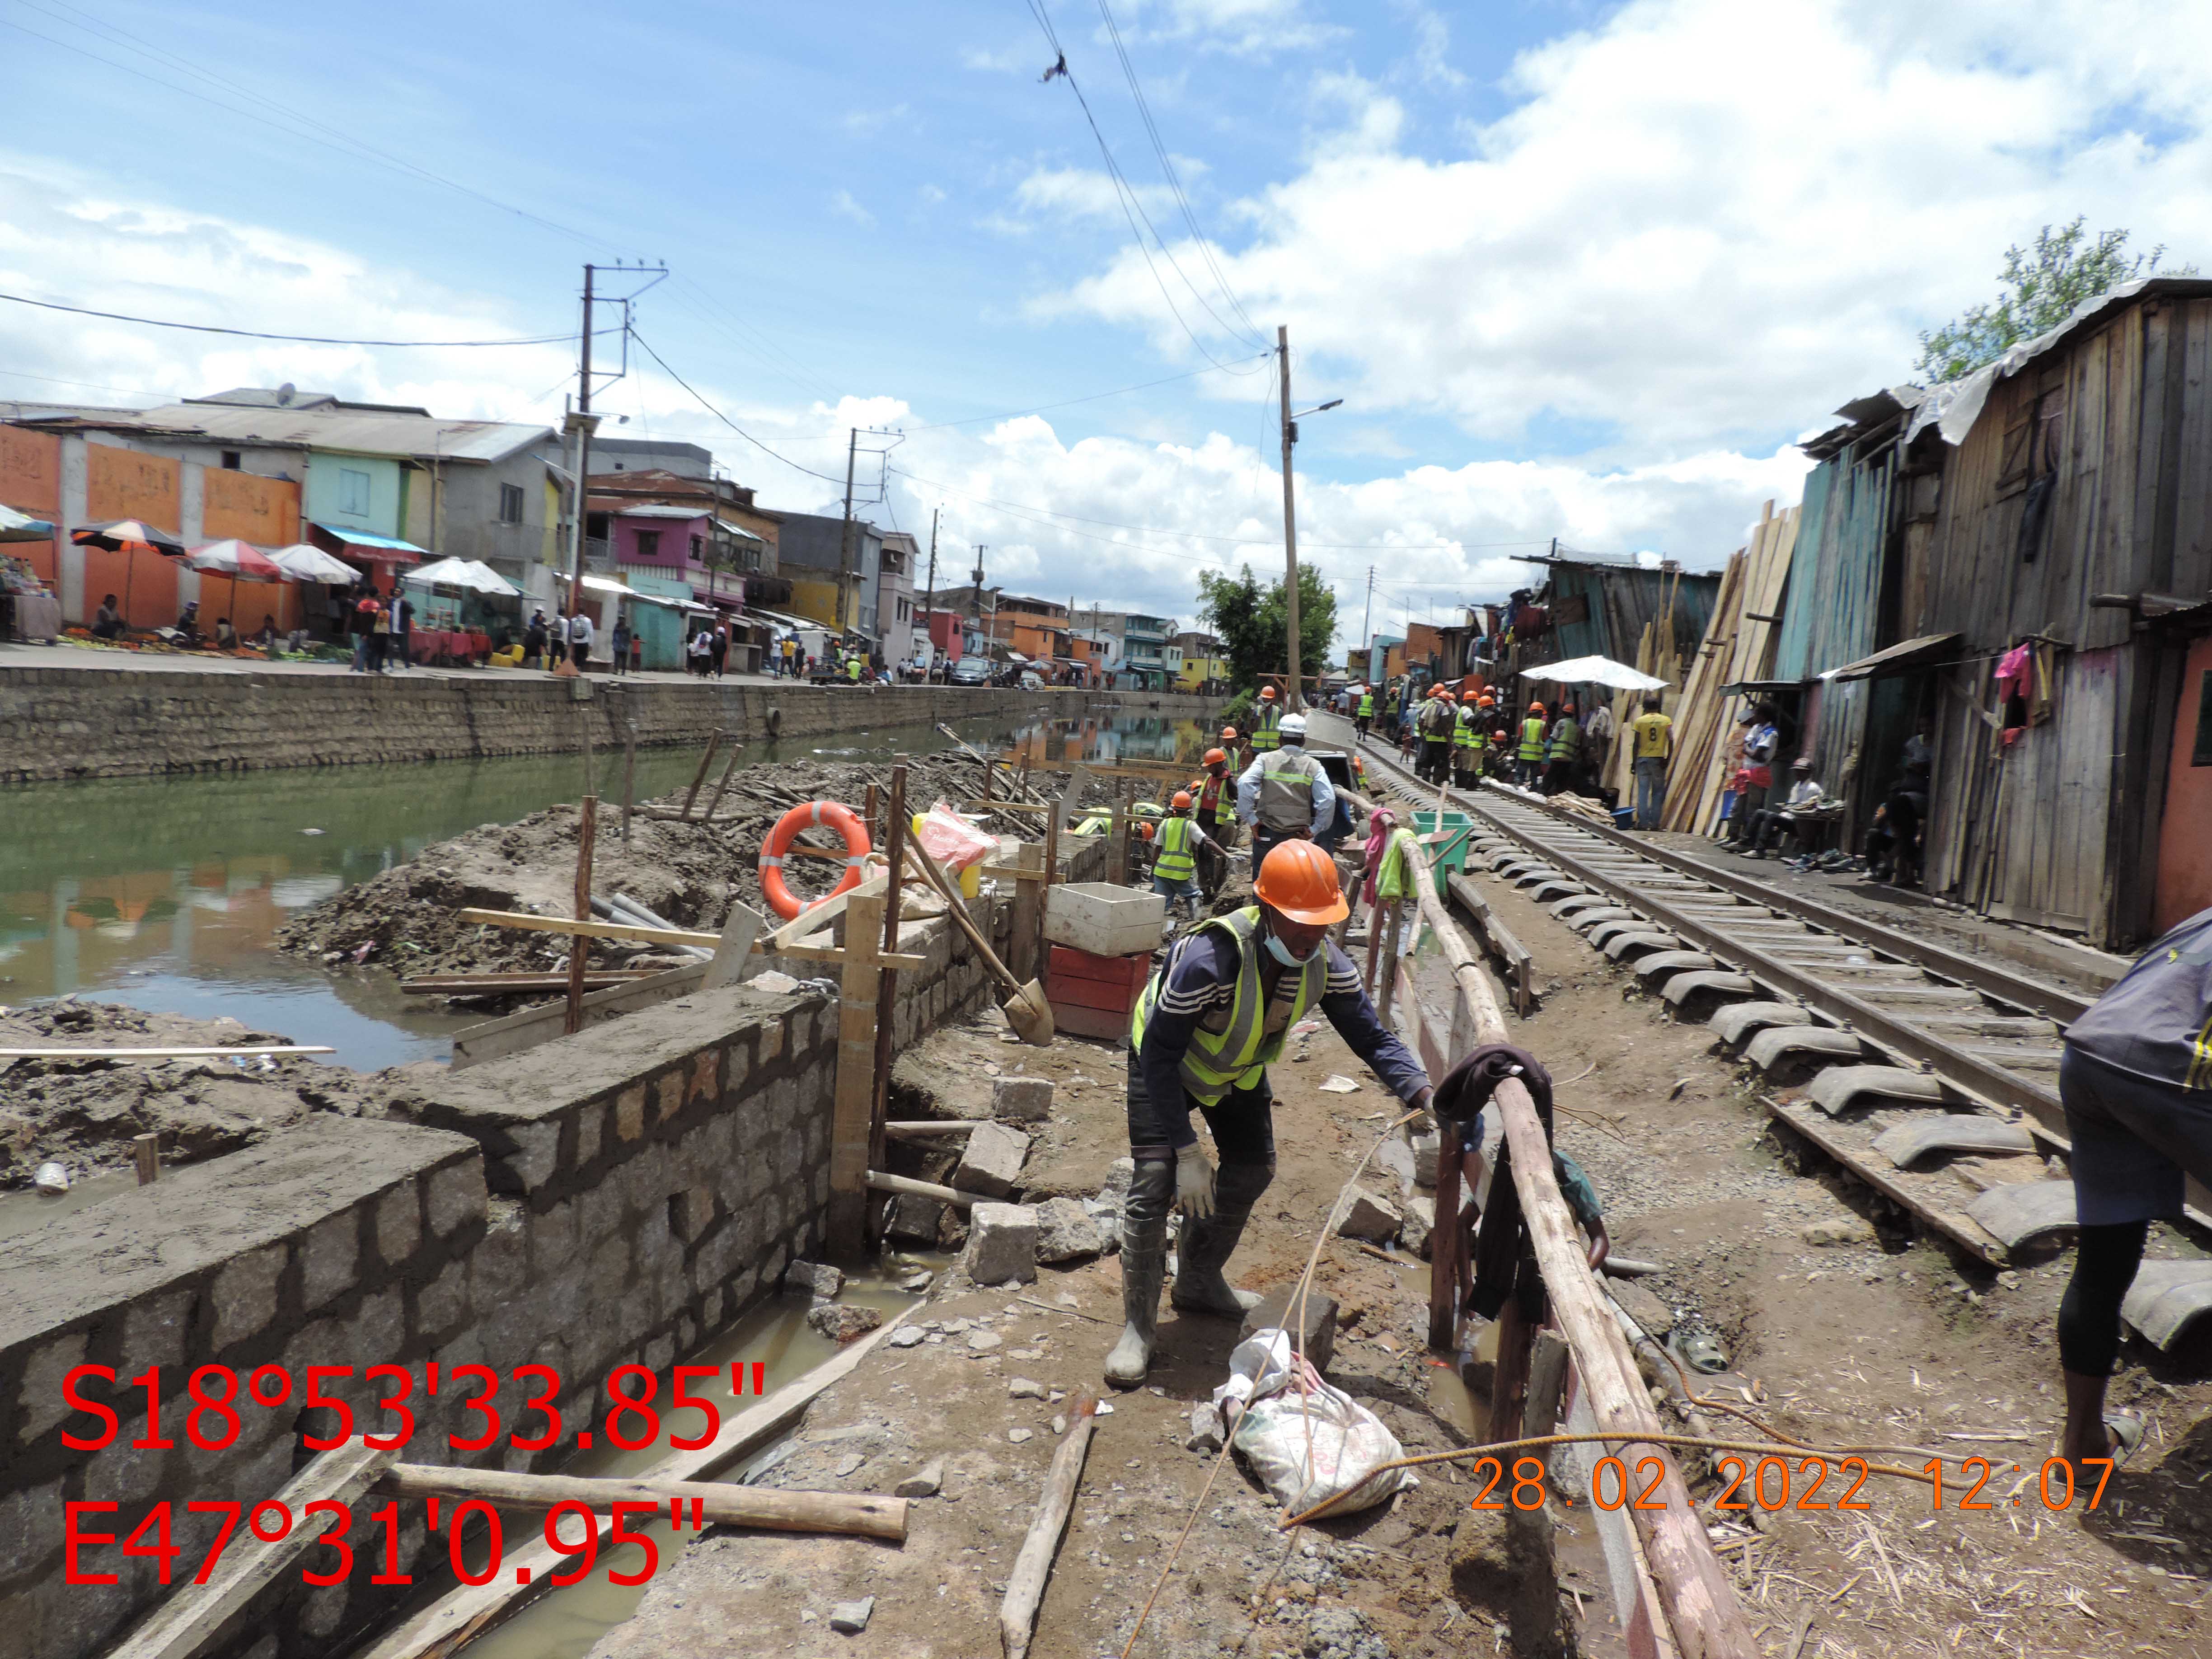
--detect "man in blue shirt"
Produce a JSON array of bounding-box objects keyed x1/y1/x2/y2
[{"x1": 1110, "y1": 840, "x2": 1433, "y2": 1386}]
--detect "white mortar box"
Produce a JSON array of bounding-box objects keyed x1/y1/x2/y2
[{"x1": 1044, "y1": 882, "x2": 1166, "y2": 956}]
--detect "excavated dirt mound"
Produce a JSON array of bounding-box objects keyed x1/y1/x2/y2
[{"x1": 0, "y1": 1000, "x2": 443, "y2": 1188}]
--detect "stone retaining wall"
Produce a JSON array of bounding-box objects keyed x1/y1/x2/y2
[
  {"x1": 0, "y1": 869, "x2": 1076, "y2": 1659},
  {"x1": 0, "y1": 671, "x2": 1226, "y2": 783}
]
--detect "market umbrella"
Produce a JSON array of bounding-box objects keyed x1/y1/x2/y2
[
  {"x1": 407, "y1": 556, "x2": 519, "y2": 596},
  {"x1": 188, "y1": 539, "x2": 291, "y2": 642},
  {"x1": 72, "y1": 518, "x2": 188, "y2": 631},
  {"x1": 268, "y1": 543, "x2": 361, "y2": 584},
  {"x1": 1518, "y1": 654, "x2": 1669, "y2": 693},
  {"x1": 0, "y1": 503, "x2": 55, "y2": 542}
]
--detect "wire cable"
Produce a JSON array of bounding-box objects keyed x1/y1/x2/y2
[
  {"x1": 0, "y1": 289, "x2": 595, "y2": 348},
  {"x1": 627, "y1": 326, "x2": 848, "y2": 487}
]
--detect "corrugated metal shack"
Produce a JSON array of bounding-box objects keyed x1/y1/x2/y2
[
  {"x1": 1774, "y1": 277, "x2": 2212, "y2": 946},
  {"x1": 1511, "y1": 548, "x2": 1720, "y2": 677}
]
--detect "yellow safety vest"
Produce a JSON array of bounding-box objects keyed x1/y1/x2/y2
[
  {"x1": 1153, "y1": 815, "x2": 1198, "y2": 883},
  {"x1": 1129, "y1": 907, "x2": 1326, "y2": 1103},
  {"x1": 1249, "y1": 704, "x2": 1281, "y2": 751},
  {"x1": 1547, "y1": 717, "x2": 1579, "y2": 762},
  {"x1": 1357, "y1": 693, "x2": 1374, "y2": 718},
  {"x1": 1455, "y1": 712, "x2": 1480, "y2": 750},
  {"x1": 1518, "y1": 717, "x2": 1547, "y2": 762}
]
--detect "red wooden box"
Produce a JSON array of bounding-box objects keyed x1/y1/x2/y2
[
  {"x1": 1045, "y1": 944, "x2": 1153, "y2": 1039},
  {"x1": 1048, "y1": 1001, "x2": 1140, "y2": 1041},
  {"x1": 1048, "y1": 945, "x2": 1153, "y2": 989}
]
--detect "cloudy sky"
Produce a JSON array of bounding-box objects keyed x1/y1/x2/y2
[{"x1": 5, "y1": 0, "x2": 2209, "y2": 651}]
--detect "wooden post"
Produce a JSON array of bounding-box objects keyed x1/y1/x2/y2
[
  {"x1": 867, "y1": 761, "x2": 908, "y2": 1246},
  {"x1": 1008, "y1": 841, "x2": 1043, "y2": 984},
  {"x1": 864, "y1": 782, "x2": 880, "y2": 851},
  {"x1": 1428, "y1": 1117, "x2": 1465, "y2": 1352},
  {"x1": 1109, "y1": 785, "x2": 1129, "y2": 884},
  {"x1": 680, "y1": 731, "x2": 722, "y2": 821},
  {"x1": 1040, "y1": 804, "x2": 1059, "y2": 973},
  {"x1": 828, "y1": 891, "x2": 886, "y2": 1254},
  {"x1": 133, "y1": 1133, "x2": 159, "y2": 1186},
  {"x1": 702, "y1": 744, "x2": 745, "y2": 822},
  {"x1": 565, "y1": 797, "x2": 597, "y2": 1035},
  {"x1": 620, "y1": 735, "x2": 637, "y2": 845},
  {"x1": 1375, "y1": 902, "x2": 1401, "y2": 1021}
]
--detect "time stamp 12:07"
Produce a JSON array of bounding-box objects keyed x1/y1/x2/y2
[{"x1": 1462, "y1": 1452, "x2": 2114, "y2": 1514}]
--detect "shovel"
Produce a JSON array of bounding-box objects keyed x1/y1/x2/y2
[{"x1": 905, "y1": 839, "x2": 1055, "y2": 1046}]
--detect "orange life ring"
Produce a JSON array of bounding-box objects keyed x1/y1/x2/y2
[{"x1": 759, "y1": 800, "x2": 874, "y2": 921}]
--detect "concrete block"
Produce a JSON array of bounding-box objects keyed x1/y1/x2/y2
[
  {"x1": 670, "y1": 1186, "x2": 715, "y2": 1243},
  {"x1": 1241, "y1": 1287, "x2": 1337, "y2": 1374},
  {"x1": 963, "y1": 1202, "x2": 1039, "y2": 1285},
  {"x1": 501, "y1": 1122, "x2": 562, "y2": 1193},
  {"x1": 992, "y1": 1076, "x2": 1054, "y2": 1123},
  {"x1": 784, "y1": 1260, "x2": 844, "y2": 1300},
  {"x1": 412, "y1": 1258, "x2": 471, "y2": 1338},
  {"x1": 884, "y1": 1193, "x2": 944, "y2": 1245},
  {"x1": 1334, "y1": 1186, "x2": 1403, "y2": 1243},
  {"x1": 212, "y1": 1243, "x2": 286, "y2": 1351},
  {"x1": 375, "y1": 1182, "x2": 421, "y2": 1265},
  {"x1": 1033, "y1": 1197, "x2": 1102, "y2": 1264},
  {"x1": 953, "y1": 1121, "x2": 1032, "y2": 1200},
  {"x1": 426, "y1": 1159, "x2": 487, "y2": 1237},
  {"x1": 301, "y1": 1212, "x2": 360, "y2": 1311},
  {"x1": 616, "y1": 1083, "x2": 647, "y2": 1141},
  {"x1": 654, "y1": 1068, "x2": 684, "y2": 1123},
  {"x1": 120, "y1": 1289, "x2": 194, "y2": 1373},
  {"x1": 575, "y1": 1101, "x2": 605, "y2": 1167}
]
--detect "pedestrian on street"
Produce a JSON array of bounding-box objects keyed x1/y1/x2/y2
[
  {"x1": 524, "y1": 608, "x2": 549, "y2": 670},
  {"x1": 2044, "y1": 905, "x2": 2212, "y2": 1479},
  {"x1": 567, "y1": 606, "x2": 594, "y2": 670},
  {"x1": 348, "y1": 586, "x2": 377, "y2": 673},
  {"x1": 1110, "y1": 841, "x2": 1434, "y2": 1387},
  {"x1": 1236, "y1": 712, "x2": 1334, "y2": 872},
  {"x1": 610, "y1": 614, "x2": 629, "y2": 675},
  {"x1": 1628, "y1": 694, "x2": 1673, "y2": 829},
  {"x1": 1354, "y1": 684, "x2": 1375, "y2": 742},
  {"x1": 389, "y1": 589, "x2": 412, "y2": 672},
  {"x1": 366, "y1": 593, "x2": 390, "y2": 674},
  {"x1": 548, "y1": 610, "x2": 570, "y2": 673},
  {"x1": 710, "y1": 623, "x2": 728, "y2": 679}
]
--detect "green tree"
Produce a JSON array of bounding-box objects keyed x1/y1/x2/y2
[
  {"x1": 1916, "y1": 219, "x2": 2195, "y2": 382},
  {"x1": 1197, "y1": 562, "x2": 1337, "y2": 696}
]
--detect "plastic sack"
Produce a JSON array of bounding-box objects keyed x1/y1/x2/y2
[
  {"x1": 916, "y1": 802, "x2": 998, "y2": 872},
  {"x1": 1212, "y1": 1329, "x2": 1415, "y2": 1518}
]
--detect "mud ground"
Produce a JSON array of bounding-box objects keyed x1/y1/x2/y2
[{"x1": 1423, "y1": 857, "x2": 2212, "y2": 1658}]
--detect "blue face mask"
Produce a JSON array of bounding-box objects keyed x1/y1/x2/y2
[{"x1": 1264, "y1": 930, "x2": 1320, "y2": 967}]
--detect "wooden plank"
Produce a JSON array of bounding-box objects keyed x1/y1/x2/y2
[
  {"x1": 373, "y1": 1464, "x2": 906, "y2": 1541},
  {"x1": 679, "y1": 729, "x2": 722, "y2": 820},
  {"x1": 460, "y1": 909, "x2": 721, "y2": 950},
  {"x1": 1000, "y1": 1400, "x2": 1099, "y2": 1659},
  {"x1": 701, "y1": 902, "x2": 767, "y2": 992},
  {"x1": 868, "y1": 760, "x2": 909, "y2": 1244},
  {"x1": 107, "y1": 1439, "x2": 395, "y2": 1659},
  {"x1": 565, "y1": 796, "x2": 597, "y2": 1034},
  {"x1": 450, "y1": 964, "x2": 707, "y2": 1070},
  {"x1": 827, "y1": 891, "x2": 885, "y2": 1250},
  {"x1": 351, "y1": 1314, "x2": 916, "y2": 1659},
  {"x1": 1404, "y1": 841, "x2": 1757, "y2": 1659},
  {"x1": 777, "y1": 941, "x2": 928, "y2": 971}
]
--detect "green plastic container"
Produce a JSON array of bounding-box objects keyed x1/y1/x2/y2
[{"x1": 1412, "y1": 809, "x2": 1475, "y2": 873}]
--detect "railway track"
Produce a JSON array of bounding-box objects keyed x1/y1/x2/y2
[{"x1": 1326, "y1": 715, "x2": 2151, "y2": 1270}]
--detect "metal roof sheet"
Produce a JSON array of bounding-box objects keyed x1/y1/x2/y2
[{"x1": 124, "y1": 402, "x2": 554, "y2": 464}]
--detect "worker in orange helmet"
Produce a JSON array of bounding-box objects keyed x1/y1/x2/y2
[
  {"x1": 1453, "y1": 688, "x2": 1486, "y2": 787},
  {"x1": 1149, "y1": 788, "x2": 1219, "y2": 925},
  {"x1": 1489, "y1": 729, "x2": 1512, "y2": 779},
  {"x1": 1249, "y1": 683, "x2": 1284, "y2": 757},
  {"x1": 1113, "y1": 840, "x2": 1433, "y2": 1387},
  {"x1": 1415, "y1": 682, "x2": 1457, "y2": 783},
  {"x1": 1220, "y1": 723, "x2": 1245, "y2": 770},
  {"x1": 1191, "y1": 746, "x2": 1238, "y2": 886},
  {"x1": 1516, "y1": 700, "x2": 1549, "y2": 787}
]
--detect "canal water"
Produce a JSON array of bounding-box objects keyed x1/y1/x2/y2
[{"x1": 0, "y1": 712, "x2": 1213, "y2": 1069}]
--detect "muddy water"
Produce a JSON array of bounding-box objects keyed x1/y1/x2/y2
[
  {"x1": 442, "y1": 1274, "x2": 919, "y2": 1659},
  {"x1": 0, "y1": 712, "x2": 1208, "y2": 1068}
]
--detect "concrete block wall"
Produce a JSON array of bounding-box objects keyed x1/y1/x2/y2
[
  {"x1": 0, "y1": 863, "x2": 1069, "y2": 1658},
  {"x1": 0, "y1": 671, "x2": 1227, "y2": 783},
  {"x1": 0, "y1": 1115, "x2": 486, "y2": 1659}
]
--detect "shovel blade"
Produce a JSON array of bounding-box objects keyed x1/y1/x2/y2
[{"x1": 1005, "y1": 981, "x2": 1055, "y2": 1046}]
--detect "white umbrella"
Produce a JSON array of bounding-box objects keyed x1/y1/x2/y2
[
  {"x1": 458, "y1": 559, "x2": 521, "y2": 597},
  {"x1": 1518, "y1": 654, "x2": 1669, "y2": 692},
  {"x1": 269, "y1": 543, "x2": 361, "y2": 583},
  {"x1": 406, "y1": 556, "x2": 517, "y2": 596}
]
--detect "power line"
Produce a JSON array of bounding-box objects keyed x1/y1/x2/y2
[
  {"x1": 903, "y1": 354, "x2": 1268, "y2": 430},
  {"x1": 1022, "y1": 0, "x2": 1266, "y2": 373},
  {"x1": 0, "y1": 289, "x2": 598, "y2": 348},
  {"x1": 627, "y1": 326, "x2": 848, "y2": 487},
  {"x1": 1091, "y1": 0, "x2": 1266, "y2": 347}
]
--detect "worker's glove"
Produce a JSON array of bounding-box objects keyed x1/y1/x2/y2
[{"x1": 1175, "y1": 1142, "x2": 1216, "y2": 1220}]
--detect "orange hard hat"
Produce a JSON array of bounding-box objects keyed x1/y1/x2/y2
[
  {"x1": 1479, "y1": 695, "x2": 1495, "y2": 707},
  {"x1": 1137, "y1": 821, "x2": 1155, "y2": 840},
  {"x1": 1528, "y1": 701, "x2": 1545, "y2": 715},
  {"x1": 1461, "y1": 690, "x2": 1480, "y2": 703},
  {"x1": 1259, "y1": 685, "x2": 1279, "y2": 700},
  {"x1": 1493, "y1": 729, "x2": 1509, "y2": 742},
  {"x1": 1203, "y1": 747, "x2": 1227, "y2": 767},
  {"x1": 1221, "y1": 726, "x2": 1238, "y2": 741},
  {"x1": 1172, "y1": 790, "x2": 1193, "y2": 810},
  {"x1": 1255, "y1": 839, "x2": 1350, "y2": 925}
]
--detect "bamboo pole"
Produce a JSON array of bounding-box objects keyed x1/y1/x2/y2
[
  {"x1": 1000, "y1": 1398, "x2": 1099, "y2": 1659},
  {"x1": 680, "y1": 730, "x2": 722, "y2": 820},
  {"x1": 373, "y1": 1464, "x2": 905, "y2": 1541},
  {"x1": 564, "y1": 797, "x2": 597, "y2": 1035},
  {"x1": 868, "y1": 759, "x2": 909, "y2": 1246}
]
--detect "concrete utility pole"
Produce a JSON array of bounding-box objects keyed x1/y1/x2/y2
[
  {"x1": 925, "y1": 506, "x2": 938, "y2": 671},
  {"x1": 838, "y1": 427, "x2": 858, "y2": 637},
  {"x1": 1277, "y1": 323, "x2": 1300, "y2": 710},
  {"x1": 566, "y1": 263, "x2": 596, "y2": 617},
  {"x1": 1361, "y1": 563, "x2": 1375, "y2": 676}
]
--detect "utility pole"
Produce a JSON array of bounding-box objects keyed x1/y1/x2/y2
[
  {"x1": 565, "y1": 263, "x2": 596, "y2": 617},
  {"x1": 923, "y1": 506, "x2": 938, "y2": 671},
  {"x1": 970, "y1": 547, "x2": 985, "y2": 620},
  {"x1": 837, "y1": 427, "x2": 858, "y2": 638},
  {"x1": 1361, "y1": 564, "x2": 1375, "y2": 676},
  {"x1": 1277, "y1": 323, "x2": 1301, "y2": 710}
]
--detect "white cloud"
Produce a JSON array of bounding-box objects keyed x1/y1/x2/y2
[
  {"x1": 961, "y1": 44, "x2": 1032, "y2": 74},
  {"x1": 1012, "y1": 166, "x2": 1175, "y2": 224},
  {"x1": 1117, "y1": 0, "x2": 1340, "y2": 55},
  {"x1": 830, "y1": 188, "x2": 875, "y2": 226},
  {"x1": 842, "y1": 102, "x2": 910, "y2": 136},
  {"x1": 1050, "y1": 0, "x2": 2212, "y2": 453}
]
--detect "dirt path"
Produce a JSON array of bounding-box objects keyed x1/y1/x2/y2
[{"x1": 1432, "y1": 858, "x2": 2212, "y2": 1658}]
